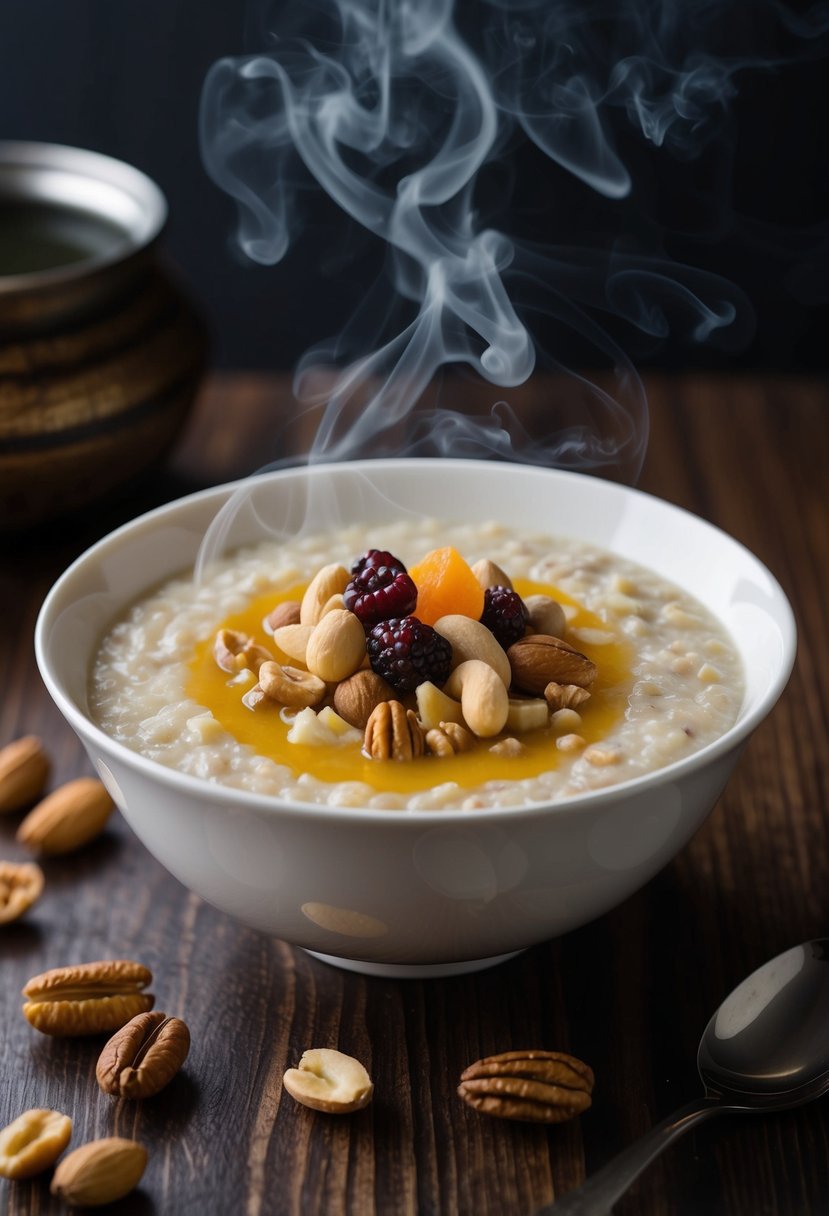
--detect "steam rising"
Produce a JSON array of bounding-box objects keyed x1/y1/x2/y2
[{"x1": 200, "y1": 0, "x2": 826, "y2": 488}]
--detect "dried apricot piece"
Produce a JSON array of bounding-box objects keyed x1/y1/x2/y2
[{"x1": 409, "y1": 547, "x2": 485, "y2": 626}]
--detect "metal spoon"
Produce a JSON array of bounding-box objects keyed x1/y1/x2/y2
[{"x1": 541, "y1": 939, "x2": 829, "y2": 1215}]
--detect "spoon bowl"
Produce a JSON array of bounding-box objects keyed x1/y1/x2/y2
[
  {"x1": 698, "y1": 940, "x2": 829, "y2": 1109},
  {"x1": 547, "y1": 940, "x2": 829, "y2": 1214}
]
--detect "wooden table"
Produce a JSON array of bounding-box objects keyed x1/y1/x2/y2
[{"x1": 1, "y1": 373, "x2": 828, "y2": 1216}]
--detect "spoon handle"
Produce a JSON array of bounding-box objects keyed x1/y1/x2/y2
[{"x1": 539, "y1": 1097, "x2": 727, "y2": 1215}]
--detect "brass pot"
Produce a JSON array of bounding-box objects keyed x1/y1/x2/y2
[{"x1": 0, "y1": 142, "x2": 208, "y2": 529}]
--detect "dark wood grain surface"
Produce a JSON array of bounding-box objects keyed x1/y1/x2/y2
[{"x1": 1, "y1": 372, "x2": 828, "y2": 1216}]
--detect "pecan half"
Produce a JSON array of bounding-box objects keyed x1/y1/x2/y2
[
  {"x1": 0, "y1": 861, "x2": 44, "y2": 924},
  {"x1": 96, "y1": 1011, "x2": 190, "y2": 1099},
  {"x1": 22, "y1": 960, "x2": 154, "y2": 1037},
  {"x1": 458, "y1": 1050, "x2": 594, "y2": 1123},
  {"x1": 364, "y1": 701, "x2": 425, "y2": 761}
]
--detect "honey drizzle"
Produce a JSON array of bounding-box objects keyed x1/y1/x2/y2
[{"x1": 186, "y1": 579, "x2": 633, "y2": 795}]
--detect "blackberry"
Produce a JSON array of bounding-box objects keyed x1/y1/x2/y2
[
  {"x1": 351, "y1": 548, "x2": 407, "y2": 576},
  {"x1": 344, "y1": 565, "x2": 418, "y2": 627},
  {"x1": 481, "y1": 586, "x2": 529, "y2": 648},
  {"x1": 367, "y1": 616, "x2": 453, "y2": 692}
]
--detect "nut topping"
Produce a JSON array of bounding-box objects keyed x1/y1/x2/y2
[
  {"x1": 458, "y1": 1050, "x2": 594, "y2": 1123},
  {"x1": 259, "y1": 661, "x2": 327, "y2": 708},
  {"x1": 444, "y1": 660, "x2": 509, "y2": 738},
  {"x1": 283, "y1": 1048, "x2": 373, "y2": 1113},
  {"x1": 0, "y1": 861, "x2": 44, "y2": 924},
  {"x1": 364, "y1": 701, "x2": 425, "y2": 761},
  {"x1": 544, "y1": 682, "x2": 592, "y2": 712},
  {"x1": 16, "y1": 779, "x2": 114, "y2": 856},
  {"x1": 51, "y1": 1137, "x2": 147, "y2": 1207},
  {"x1": 214, "y1": 628, "x2": 272, "y2": 674},
  {"x1": 507, "y1": 634, "x2": 597, "y2": 695},
  {"x1": 305, "y1": 609, "x2": 367, "y2": 683},
  {"x1": 333, "y1": 670, "x2": 397, "y2": 729},
  {"x1": 0, "y1": 736, "x2": 50, "y2": 814},
  {"x1": 0, "y1": 1108, "x2": 72, "y2": 1179},
  {"x1": 434, "y1": 614, "x2": 512, "y2": 686},
  {"x1": 273, "y1": 623, "x2": 314, "y2": 665},
  {"x1": 96, "y1": 1011, "x2": 190, "y2": 1099},
  {"x1": 524, "y1": 594, "x2": 567, "y2": 639},
  {"x1": 300, "y1": 563, "x2": 351, "y2": 626},
  {"x1": 425, "y1": 721, "x2": 474, "y2": 757},
  {"x1": 265, "y1": 600, "x2": 301, "y2": 633},
  {"x1": 470, "y1": 558, "x2": 513, "y2": 591},
  {"x1": 22, "y1": 960, "x2": 154, "y2": 1037}
]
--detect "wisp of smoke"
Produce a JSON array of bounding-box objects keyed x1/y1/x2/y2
[{"x1": 195, "y1": 0, "x2": 826, "y2": 572}]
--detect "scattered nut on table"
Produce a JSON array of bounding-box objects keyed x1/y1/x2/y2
[
  {"x1": 0, "y1": 736, "x2": 50, "y2": 814},
  {"x1": 96, "y1": 1011, "x2": 191, "y2": 1099},
  {"x1": 16, "y1": 778, "x2": 114, "y2": 856},
  {"x1": 283, "y1": 1048, "x2": 374, "y2": 1113},
  {"x1": 51, "y1": 1137, "x2": 147, "y2": 1207},
  {"x1": 22, "y1": 960, "x2": 154, "y2": 1036},
  {"x1": 458, "y1": 1049, "x2": 594, "y2": 1123},
  {"x1": 0, "y1": 860, "x2": 44, "y2": 925},
  {"x1": 0, "y1": 1108, "x2": 72, "y2": 1180}
]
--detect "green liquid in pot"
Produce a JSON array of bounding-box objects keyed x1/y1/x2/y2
[{"x1": 0, "y1": 200, "x2": 127, "y2": 275}]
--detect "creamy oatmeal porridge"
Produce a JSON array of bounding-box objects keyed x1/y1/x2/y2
[{"x1": 90, "y1": 518, "x2": 744, "y2": 810}]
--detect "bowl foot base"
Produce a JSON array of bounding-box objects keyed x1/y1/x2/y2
[{"x1": 301, "y1": 948, "x2": 525, "y2": 978}]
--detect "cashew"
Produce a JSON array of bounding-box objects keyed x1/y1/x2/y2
[
  {"x1": 258, "y1": 661, "x2": 326, "y2": 707},
  {"x1": 214, "y1": 628, "x2": 273, "y2": 674},
  {"x1": 434, "y1": 615, "x2": 511, "y2": 686},
  {"x1": 282, "y1": 1048, "x2": 373, "y2": 1113},
  {"x1": 444, "y1": 660, "x2": 509, "y2": 738},
  {"x1": 305, "y1": 610, "x2": 366, "y2": 683}
]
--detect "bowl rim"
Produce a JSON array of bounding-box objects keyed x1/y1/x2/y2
[
  {"x1": 0, "y1": 140, "x2": 167, "y2": 294},
  {"x1": 35, "y1": 459, "x2": 798, "y2": 826}
]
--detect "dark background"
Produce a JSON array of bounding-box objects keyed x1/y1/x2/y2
[{"x1": 1, "y1": 0, "x2": 826, "y2": 373}]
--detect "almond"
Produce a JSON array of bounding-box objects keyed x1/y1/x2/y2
[
  {"x1": 470, "y1": 558, "x2": 513, "y2": 591},
  {"x1": 300, "y1": 564, "x2": 350, "y2": 626},
  {"x1": 51, "y1": 1137, "x2": 147, "y2": 1206},
  {"x1": 305, "y1": 610, "x2": 366, "y2": 683},
  {"x1": 507, "y1": 635, "x2": 597, "y2": 695},
  {"x1": 16, "y1": 778, "x2": 114, "y2": 856},
  {"x1": 0, "y1": 737, "x2": 50, "y2": 814}
]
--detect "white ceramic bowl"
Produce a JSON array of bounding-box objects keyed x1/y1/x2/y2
[{"x1": 35, "y1": 460, "x2": 796, "y2": 978}]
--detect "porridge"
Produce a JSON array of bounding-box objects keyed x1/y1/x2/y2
[{"x1": 90, "y1": 518, "x2": 744, "y2": 811}]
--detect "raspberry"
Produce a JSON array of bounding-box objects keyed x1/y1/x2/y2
[
  {"x1": 351, "y1": 549, "x2": 407, "y2": 576},
  {"x1": 367, "y1": 616, "x2": 453, "y2": 692},
  {"x1": 344, "y1": 566, "x2": 417, "y2": 626},
  {"x1": 480, "y1": 586, "x2": 529, "y2": 648}
]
